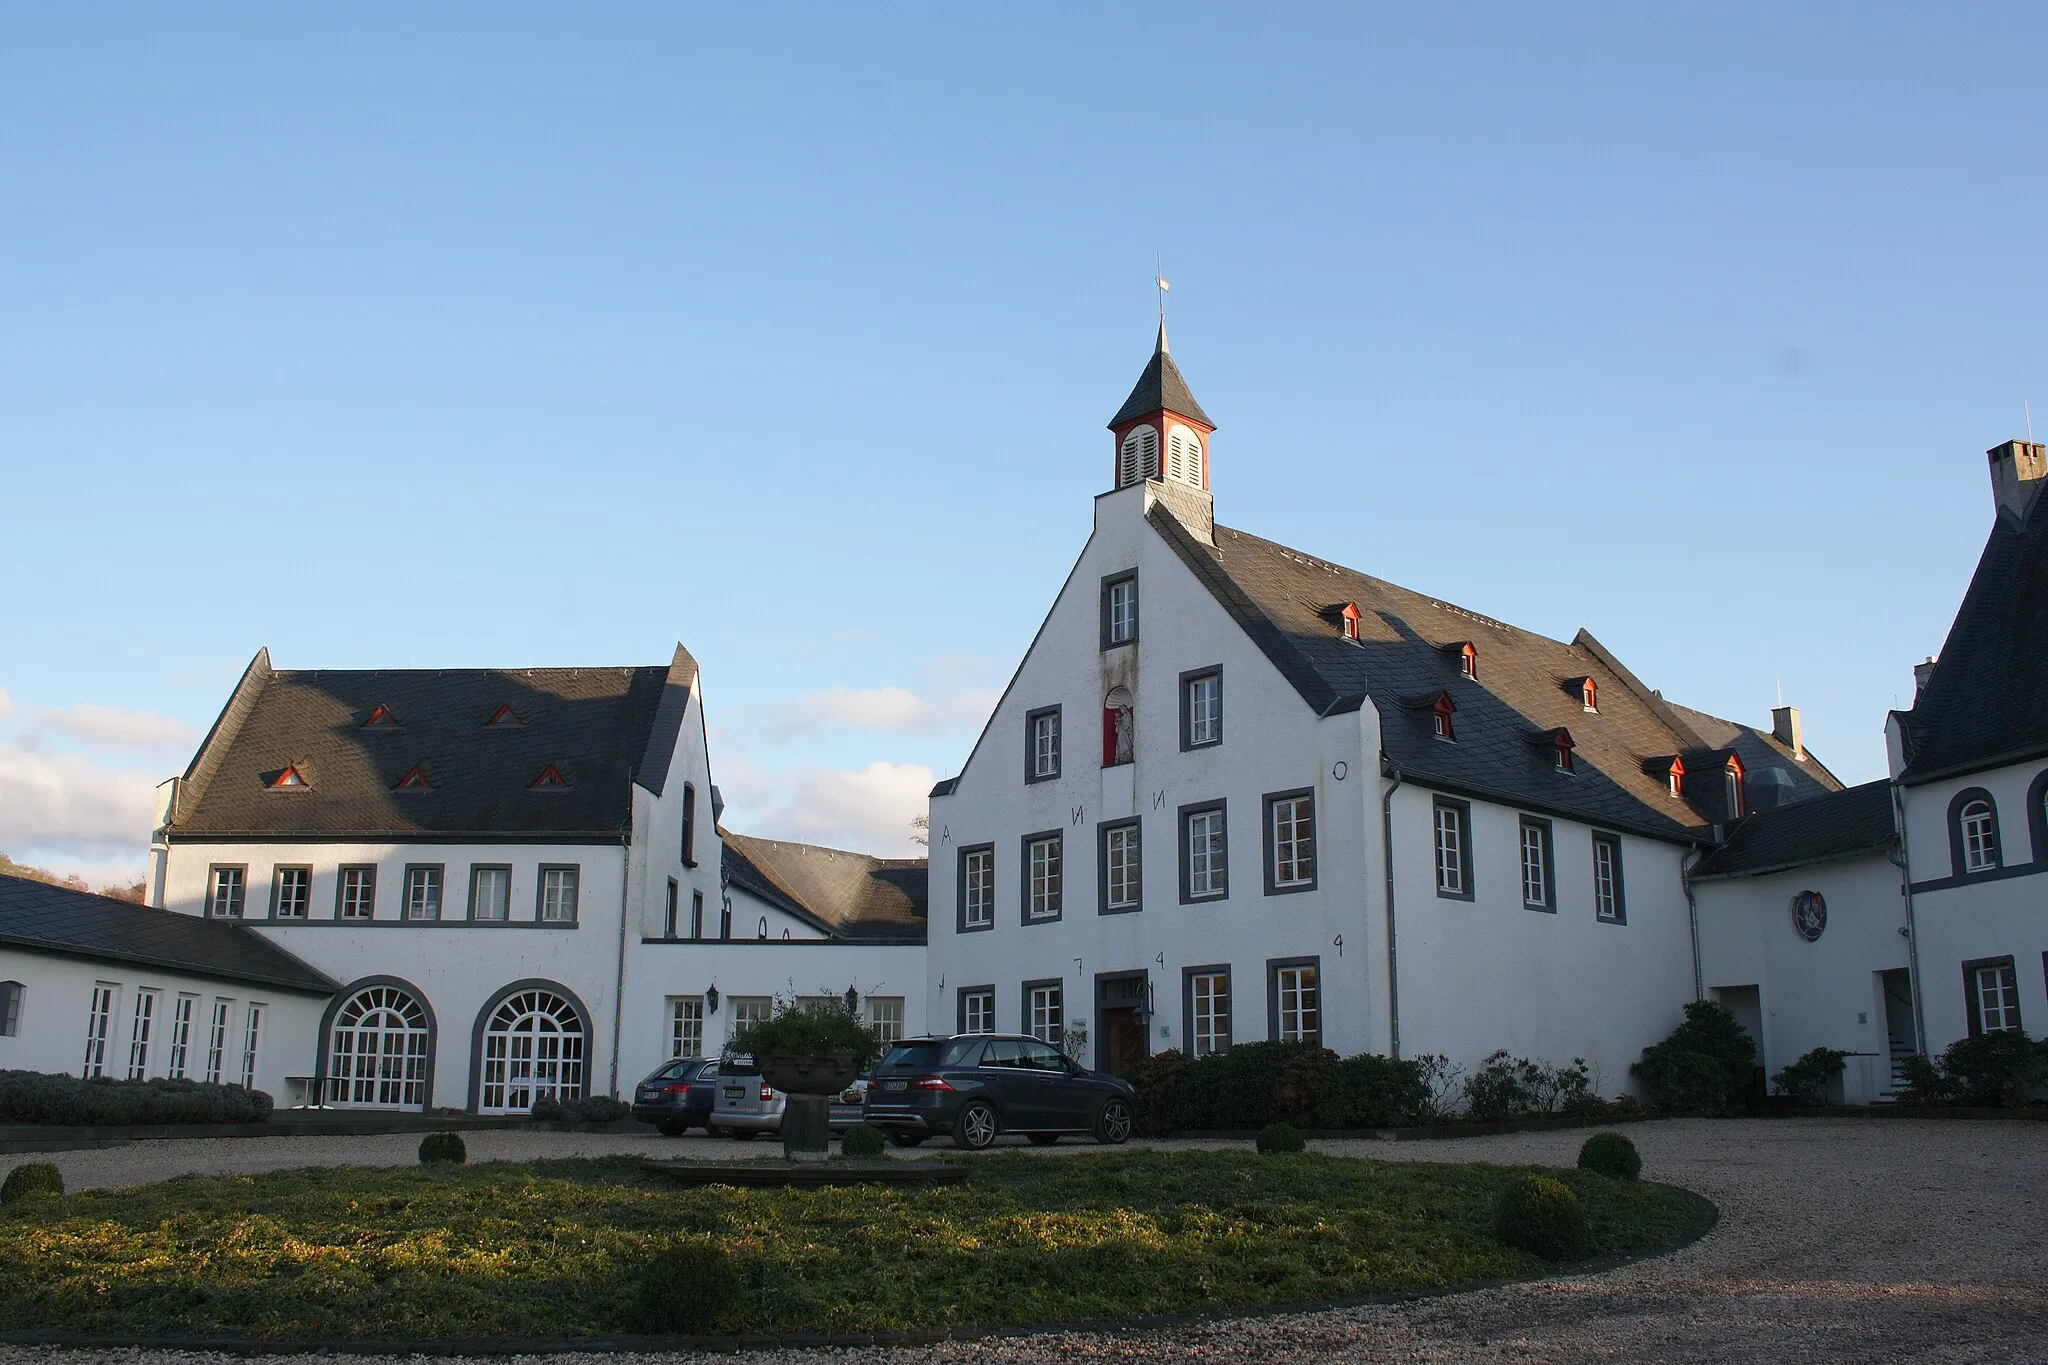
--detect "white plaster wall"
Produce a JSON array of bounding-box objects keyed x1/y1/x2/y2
[
  {"x1": 0, "y1": 948, "x2": 325, "y2": 1103},
  {"x1": 1693, "y1": 853, "x2": 1910, "y2": 1102},
  {"x1": 1899, "y1": 762, "x2": 2048, "y2": 1051},
  {"x1": 1388, "y1": 784, "x2": 1698, "y2": 1092}
]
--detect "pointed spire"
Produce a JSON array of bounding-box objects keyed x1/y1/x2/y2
[
  {"x1": 1108, "y1": 331, "x2": 1212, "y2": 430},
  {"x1": 1156, "y1": 314, "x2": 1169, "y2": 356}
]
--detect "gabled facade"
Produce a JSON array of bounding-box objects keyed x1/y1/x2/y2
[{"x1": 927, "y1": 331, "x2": 1838, "y2": 1086}]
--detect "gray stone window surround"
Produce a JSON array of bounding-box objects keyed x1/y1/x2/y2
[
  {"x1": 1098, "y1": 816, "x2": 1142, "y2": 915},
  {"x1": 956, "y1": 842, "x2": 996, "y2": 934},
  {"x1": 1519, "y1": 816, "x2": 1557, "y2": 912},
  {"x1": 1100, "y1": 570, "x2": 1139, "y2": 650},
  {"x1": 1025, "y1": 704, "x2": 1063, "y2": 784},
  {"x1": 1178, "y1": 798, "x2": 1229, "y2": 904},
  {"x1": 1020, "y1": 829, "x2": 1064, "y2": 925},
  {"x1": 1261, "y1": 788, "x2": 1317, "y2": 896},
  {"x1": 1432, "y1": 797, "x2": 1474, "y2": 902},
  {"x1": 1180, "y1": 666, "x2": 1223, "y2": 751}
]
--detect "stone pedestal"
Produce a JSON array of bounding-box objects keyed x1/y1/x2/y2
[{"x1": 782, "y1": 1093, "x2": 831, "y2": 1162}]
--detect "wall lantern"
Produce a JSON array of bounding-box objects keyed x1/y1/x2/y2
[
  {"x1": 704, "y1": 985, "x2": 720, "y2": 1015},
  {"x1": 843, "y1": 986, "x2": 860, "y2": 1013}
]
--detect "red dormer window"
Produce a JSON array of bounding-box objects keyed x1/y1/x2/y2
[
  {"x1": 1580, "y1": 678, "x2": 1598, "y2": 712},
  {"x1": 487, "y1": 703, "x2": 524, "y2": 727},
  {"x1": 1553, "y1": 730, "x2": 1576, "y2": 772},
  {"x1": 1341, "y1": 602, "x2": 1361, "y2": 643},
  {"x1": 363, "y1": 704, "x2": 401, "y2": 729},
  {"x1": 268, "y1": 765, "x2": 309, "y2": 789},
  {"x1": 395, "y1": 766, "x2": 433, "y2": 791},
  {"x1": 1724, "y1": 755, "x2": 1746, "y2": 818},
  {"x1": 1431, "y1": 693, "x2": 1456, "y2": 741},
  {"x1": 1460, "y1": 643, "x2": 1478, "y2": 680},
  {"x1": 1667, "y1": 757, "x2": 1686, "y2": 799},
  {"x1": 532, "y1": 764, "x2": 569, "y2": 789}
]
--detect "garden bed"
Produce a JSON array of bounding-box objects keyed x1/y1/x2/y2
[{"x1": 0, "y1": 1151, "x2": 1708, "y2": 1342}]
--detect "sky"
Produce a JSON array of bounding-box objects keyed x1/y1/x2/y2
[{"x1": 4, "y1": 4, "x2": 2045, "y2": 884}]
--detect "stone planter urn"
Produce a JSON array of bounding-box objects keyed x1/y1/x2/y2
[{"x1": 764, "y1": 1049, "x2": 859, "y2": 1162}]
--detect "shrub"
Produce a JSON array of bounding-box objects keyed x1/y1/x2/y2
[
  {"x1": 0, "y1": 1162, "x2": 63, "y2": 1203},
  {"x1": 1465, "y1": 1053, "x2": 1598, "y2": 1121},
  {"x1": 1411, "y1": 1053, "x2": 1466, "y2": 1124},
  {"x1": 729, "y1": 997, "x2": 883, "y2": 1070},
  {"x1": 569, "y1": 1095, "x2": 631, "y2": 1124},
  {"x1": 1630, "y1": 1002, "x2": 1756, "y2": 1112},
  {"x1": 1174, "y1": 1040, "x2": 1319, "y2": 1130},
  {"x1": 1494, "y1": 1173, "x2": 1589, "y2": 1260},
  {"x1": 1771, "y1": 1047, "x2": 1850, "y2": 1105},
  {"x1": 417, "y1": 1132, "x2": 466, "y2": 1165},
  {"x1": 1899, "y1": 1030, "x2": 2048, "y2": 1107},
  {"x1": 1254, "y1": 1121, "x2": 1304, "y2": 1154},
  {"x1": 0, "y1": 1070, "x2": 272, "y2": 1127},
  {"x1": 1576, "y1": 1131, "x2": 1641, "y2": 1180},
  {"x1": 530, "y1": 1095, "x2": 567, "y2": 1122},
  {"x1": 1315, "y1": 1053, "x2": 1428, "y2": 1128},
  {"x1": 1132, "y1": 1049, "x2": 1188, "y2": 1136},
  {"x1": 1273, "y1": 1048, "x2": 1340, "y2": 1126},
  {"x1": 840, "y1": 1123, "x2": 886, "y2": 1157},
  {"x1": 634, "y1": 1240, "x2": 743, "y2": 1333}
]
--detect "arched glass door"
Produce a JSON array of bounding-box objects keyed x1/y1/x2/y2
[
  {"x1": 328, "y1": 985, "x2": 430, "y2": 1108},
  {"x1": 480, "y1": 988, "x2": 585, "y2": 1114}
]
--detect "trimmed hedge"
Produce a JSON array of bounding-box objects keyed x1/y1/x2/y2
[
  {"x1": 1630, "y1": 1002, "x2": 1755, "y2": 1113},
  {"x1": 1315, "y1": 1053, "x2": 1431, "y2": 1128},
  {"x1": 418, "y1": 1132, "x2": 467, "y2": 1165},
  {"x1": 840, "y1": 1123, "x2": 886, "y2": 1157},
  {"x1": 1577, "y1": 1131, "x2": 1642, "y2": 1180},
  {"x1": 0, "y1": 1070, "x2": 272, "y2": 1127},
  {"x1": 1174, "y1": 1041, "x2": 1324, "y2": 1130},
  {"x1": 634, "y1": 1241, "x2": 742, "y2": 1333},
  {"x1": 1495, "y1": 1173, "x2": 1588, "y2": 1260},
  {"x1": 1900, "y1": 1029, "x2": 2048, "y2": 1107},
  {"x1": 1254, "y1": 1122, "x2": 1304, "y2": 1154},
  {"x1": 1, "y1": 1163, "x2": 63, "y2": 1203}
]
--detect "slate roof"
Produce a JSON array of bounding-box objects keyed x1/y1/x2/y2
[
  {"x1": 1690, "y1": 781, "x2": 1896, "y2": 878},
  {"x1": 721, "y1": 833, "x2": 928, "y2": 944},
  {"x1": 1107, "y1": 325, "x2": 1213, "y2": 429},
  {"x1": 1146, "y1": 506, "x2": 1845, "y2": 843},
  {"x1": 1896, "y1": 490, "x2": 2048, "y2": 783},
  {"x1": 170, "y1": 646, "x2": 699, "y2": 840},
  {"x1": 0, "y1": 873, "x2": 337, "y2": 995}
]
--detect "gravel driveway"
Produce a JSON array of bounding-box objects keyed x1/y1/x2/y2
[{"x1": 3, "y1": 1117, "x2": 2043, "y2": 1363}]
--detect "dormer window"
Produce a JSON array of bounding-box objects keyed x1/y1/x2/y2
[
  {"x1": 1460, "y1": 643, "x2": 1478, "y2": 680},
  {"x1": 1341, "y1": 602, "x2": 1362, "y2": 643},
  {"x1": 1667, "y1": 757, "x2": 1686, "y2": 799},
  {"x1": 394, "y1": 766, "x2": 433, "y2": 791},
  {"x1": 1117, "y1": 425, "x2": 1160, "y2": 487},
  {"x1": 1554, "y1": 730, "x2": 1576, "y2": 772},
  {"x1": 363, "y1": 705, "x2": 401, "y2": 729},
  {"x1": 1724, "y1": 756, "x2": 1745, "y2": 818},
  {"x1": 1431, "y1": 693, "x2": 1456, "y2": 741},
  {"x1": 531, "y1": 764, "x2": 569, "y2": 789},
  {"x1": 1580, "y1": 679, "x2": 1598, "y2": 712},
  {"x1": 486, "y1": 703, "x2": 524, "y2": 727},
  {"x1": 268, "y1": 765, "x2": 309, "y2": 789}
]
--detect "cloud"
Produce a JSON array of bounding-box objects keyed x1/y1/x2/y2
[
  {"x1": 0, "y1": 688, "x2": 11, "y2": 720},
  {"x1": 36, "y1": 703, "x2": 193, "y2": 756},
  {"x1": 0, "y1": 741, "x2": 159, "y2": 867},
  {"x1": 716, "y1": 758, "x2": 934, "y2": 857},
  {"x1": 770, "y1": 686, "x2": 999, "y2": 739}
]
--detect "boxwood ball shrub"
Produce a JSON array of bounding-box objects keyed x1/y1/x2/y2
[
  {"x1": 1495, "y1": 1173, "x2": 1589, "y2": 1260},
  {"x1": 0, "y1": 1162, "x2": 63, "y2": 1203},
  {"x1": 635, "y1": 1240, "x2": 743, "y2": 1333},
  {"x1": 841, "y1": 1123, "x2": 886, "y2": 1157},
  {"x1": 1577, "y1": 1131, "x2": 1642, "y2": 1180},
  {"x1": 1254, "y1": 1121, "x2": 1304, "y2": 1154},
  {"x1": 417, "y1": 1132, "x2": 467, "y2": 1165}
]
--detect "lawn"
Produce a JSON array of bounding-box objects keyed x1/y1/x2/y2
[{"x1": 0, "y1": 1151, "x2": 1706, "y2": 1340}]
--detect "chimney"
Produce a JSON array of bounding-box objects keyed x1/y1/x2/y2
[
  {"x1": 1988, "y1": 440, "x2": 2047, "y2": 523},
  {"x1": 1914, "y1": 656, "x2": 1938, "y2": 698},
  {"x1": 1770, "y1": 705, "x2": 1804, "y2": 762}
]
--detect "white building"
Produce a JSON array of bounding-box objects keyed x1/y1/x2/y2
[
  {"x1": 145, "y1": 644, "x2": 927, "y2": 1113},
  {"x1": 926, "y1": 327, "x2": 1840, "y2": 1088}
]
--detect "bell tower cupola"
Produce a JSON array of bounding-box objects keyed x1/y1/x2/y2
[{"x1": 1107, "y1": 319, "x2": 1214, "y2": 492}]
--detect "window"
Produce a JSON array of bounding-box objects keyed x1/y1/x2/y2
[
  {"x1": 1182, "y1": 669, "x2": 1222, "y2": 749},
  {"x1": 239, "y1": 1004, "x2": 264, "y2": 1089},
  {"x1": 664, "y1": 879, "x2": 679, "y2": 938},
  {"x1": 1166, "y1": 425, "x2": 1203, "y2": 485},
  {"x1": 1118, "y1": 424, "x2": 1159, "y2": 486},
  {"x1": 690, "y1": 890, "x2": 704, "y2": 940},
  {"x1": 338, "y1": 866, "x2": 376, "y2": 920},
  {"x1": 531, "y1": 764, "x2": 570, "y2": 789},
  {"x1": 272, "y1": 866, "x2": 310, "y2": 919},
  {"x1": 1432, "y1": 693, "x2": 1456, "y2": 741},
  {"x1": 487, "y1": 703, "x2": 523, "y2": 727},
  {"x1": 670, "y1": 998, "x2": 705, "y2": 1058},
  {"x1": 1265, "y1": 790, "x2": 1316, "y2": 893},
  {"x1": 1026, "y1": 706, "x2": 1062, "y2": 782},
  {"x1": 1966, "y1": 958, "x2": 2022, "y2": 1035},
  {"x1": 959, "y1": 987, "x2": 996, "y2": 1035},
  {"x1": 1025, "y1": 981, "x2": 1063, "y2": 1045},
  {"x1": 1434, "y1": 800, "x2": 1471, "y2": 898},
  {"x1": 1519, "y1": 817, "x2": 1555, "y2": 910},
  {"x1": 1581, "y1": 678, "x2": 1599, "y2": 712},
  {"x1": 1593, "y1": 833, "x2": 1626, "y2": 923},
  {"x1": 1552, "y1": 730, "x2": 1576, "y2": 772},
  {"x1": 1181, "y1": 801, "x2": 1228, "y2": 901},
  {"x1": 127, "y1": 988, "x2": 158, "y2": 1080},
  {"x1": 681, "y1": 783, "x2": 698, "y2": 866},
  {"x1": 1724, "y1": 760, "x2": 1745, "y2": 819},
  {"x1": 268, "y1": 765, "x2": 309, "y2": 789},
  {"x1": 1460, "y1": 643, "x2": 1478, "y2": 680},
  {"x1": 395, "y1": 765, "x2": 433, "y2": 791},
  {"x1": 166, "y1": 994, "x2": 196, "y2": 1077},
  {"x1": 403, "y1": 865, "x2": 443, "y2": 921},
  {"x1": 0, "y1": 981, "x2": 18, "y2": 1038},
  {"x1": 1185, "y1": 967, "x2": 1231, "y2": 1057},
  {"x1": 1341, "y1": 602, "x2": 1362, "y2": 642},
  {"x1": 1100, "y1": 820, "x2": 1141, "y2": 913},
  {"x1": 1269, "y1": 960, "x2": 1320, "y2": 1045},
  {"x1": 1102, "y1": 572, "x2": 1139, "y2": 647},
  {"x1": 82, "y1": 983, "x2": 116, "y2": 1078},
  {"x1": 204, "y1": 999, "x2": 232, "y2": 1084},
  {"x1": 208, "y1": 865, "x2": 246, "y2": 918},
  {"x1": 958, "y1": 844, "x2": 995, "y2": 932},
  {"x1": 867, "y1": 997, "x2": 906, "y2": 1046},
  {"x1": 1666, "y1": 758, "x2": 1686, "y2": 799},
  {"x1": 1103, "y1": 686, "x2": 1135, "y2": 766},
  {"x1": 1023, "y1": 832, "x2": 1063, "y2": 921},
  {"x1": 539, "y1": 866, "x2": 580, "y2": 922},
  {"x1": 478, "y1": 989, "x2": 582, "y2": 1114},
  {"x1": 327, "y1": 985, "x2": 429, "y2": 1108},
  {"x1": 730, "y1": 996, "x2": 773, "y2": 1034},
  {"x1": 1961, "y1": 799, "x2": 1999, "y2": 872},
  {"x1": 470, "y1": 865, "x2": 511, "y2": 922}
]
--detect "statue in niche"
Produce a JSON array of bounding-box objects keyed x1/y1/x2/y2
[{"x1": 1104, "y1": 686, "x2": 1135, "y2": 766}]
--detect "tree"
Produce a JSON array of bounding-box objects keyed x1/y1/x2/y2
[{"x1": 909, "y1": 814, "x2": 929, "y2": 848}]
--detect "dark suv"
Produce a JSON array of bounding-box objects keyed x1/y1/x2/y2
[{"x1": 862, "y1": 1033, "x2": 1136, "y2": 1150}]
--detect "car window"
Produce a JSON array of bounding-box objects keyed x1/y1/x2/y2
[
  {"x1": 982, "y1": 1039, "x2": 1025, "y2": 1069},
  {"x1": 1021, "y1": 1041, "x2": 1068, "y2": 1072},
  {"x1": 695, "y1": 1062, "x2": 719, "y2": 1080},
  {"x1": 943, "y1": 1038, "x2": 987, "y2": 1067},
  {"x1": 882, "y1": 1041, "x2": 945, "y2": 1069}
]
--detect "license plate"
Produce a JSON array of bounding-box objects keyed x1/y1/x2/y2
[
  {"x1": 882, "y1": 1079, "x2": 906, "y2": 1092},
  {"x1": 723, "y1": 1085, "x2": 744, "y2": 1099},
  {"x1": 636, "y1": 1089, "x2": 658, "y2": 1101}
]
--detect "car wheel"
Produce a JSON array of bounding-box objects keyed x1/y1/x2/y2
[
  {"x1": 656, "y1": 1121, "x2": 686, "y2": 1138},
  {"x1": 1094, "y1": 1097, "x2": 1134, "y2": 1145},
  {"x1": 1026, "y1": 1132, "x2": 1060, "y2": 1146},
  {"x1": 887, "y1": 1129, "x2": 929, "y2": 1148},
  {"x1": 952, "y1": 1101, "x2": 999, "y2": 1150}
]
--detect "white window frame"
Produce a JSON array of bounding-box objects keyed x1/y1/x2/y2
[
  {"x1": 962, "y1": 988, "x2": 996, "y2": 1035},
  {"x1": 1593, "y1": 834, "x2": 1625, "y2": 922},
  {"x1": 1520, "y1": 820, "x2": 1549, "y2": 908},
  {"x1": 866, "y1": 997, "x2": 906, "y2": 1046},
  {"x1": 1270, "y1": 794, "x2": 1314, "y2": 889},
  {"x1": 1189, "y1": 970, "x2": 1230, "y2": 1058},
  {"x1": 1961, "y1": 800, "x2": 1998, "y2": 872},
  {"x1": 339, "y1": 866, "x2": 376, "y2": 920},
  {"x1": 204, "y1": 998, "x2": 232, "y2": 1084},
  {"x1": 404, "y1": 865, "x2": 442, "y2": 921},
  {"x1": 1031, "y1": 710, "x2": 1060, "y2": 780},
  {"x1": 1186, "y1": 808, "x2": 1227, "y2": 899},
  {"x1": 539, "y1": 866, "x2": 580, "y2": 923},
  {"x1": 83, "y1": 982, "x2": 116, "y2": 1078},
  {"x1": 471, "y1": 865, "x2": 512, "y2": 922},
  {"x1": 1272, "y1": 963, "x2": 1319, "y2": 1045},
  {"x1": 962, "y1": 847, "x2": 995, "y2": 929},
  {"x1": 1187, "y1": 672, "x2": 1222, "y2": 747},
  {"x1": 729, "y1": 996, "x2": 773, "y2": 1036},
  {"x1": 1107, "y1": 577, "x2": 1138, "y2": 644},
  {"x1": 208, "y1": 866, "x2": 245, "y2": 918},
  {"x1": 166, "y1": 993, "x2": 198, "y2": 1078},
  {"x1": 1975, "y1": 963, "x2": 2021, "y2": 1033},
  {"x1": 669, "y1": 998, "x2": 705, "y2": 1059},
  {"x1": 127, "y1": 987, "x2": 159, "y2": 1080},
  {"x1": 1105, "y1": 823, "x2": 1141, "y2": 910},
  {"x1": 1434, "y1": 803, "x2": 1466, "y2": 895},
  {"x1": 1026, "y1": 834, "x2": 1062, "y2": 920},
  {"x1": 240, "y1": 1003, "x2": 264, "y2": 1089},
  {"x1": 273, "y1": 866, "x2": 311, "y2": 919},
  {"x1": 1027, "y1": 984, "x2": 1063, "y2": 1045}
]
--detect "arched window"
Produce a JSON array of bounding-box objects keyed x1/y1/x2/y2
[
  {"x1": 1166, "y1": 426, "x2": 1203, "y2": 486},
  {"x1": 1960, "y1": 799, "x2": 1999, "y2": 872},
  {"x1": 478, "y1": 988, "x2": 585, "y2": 1114},
  {"x1": 328, "y1": 984, "x2": 431, "y2": 1109},
  {"x1": 1102, "y1": 686, "x2": 1135, "y2": 767},
  {"x1": 1118, "y1": 425, "x2": 1159, "y2": 487}
]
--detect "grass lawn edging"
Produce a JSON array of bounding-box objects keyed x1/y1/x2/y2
[
  {"x1": 1169, "y1": 1111, "x2": 1656, "y2": 1142},
  {"x1": 0, "y1": 1113, "x2": 545, "y2": 1155}
]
